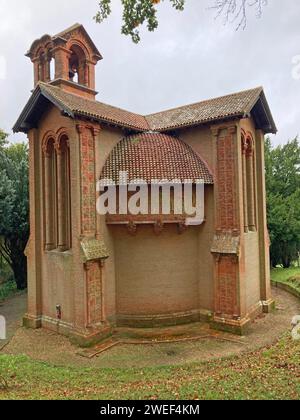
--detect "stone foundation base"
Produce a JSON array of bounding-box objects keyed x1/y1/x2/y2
[
  {"x1": 211, "y1": 300, "x2": 275, "y2": 335},
  {"x1": 24, "y1": 314, "x2": 113, "y2": 348},
  {"x1": 116, "y1": 309, "x2": 204, "y2": 329},
  {"x1": 23, "y1": 314, "x2": 42, "y2": 329},
  {"x1": 68, "y1": 327, "x2": 113, "y2": 348},
  {"x1": 23, "y1": 299, "x2": 275, "y2": 345},
  {"x1": 262, "y1": 299, "x2": 276, "y2": 314},
  {"x1": 211, "y1": 317, "x2": 251, "y2": 335}
]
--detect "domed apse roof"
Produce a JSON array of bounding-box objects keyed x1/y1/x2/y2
[{"x1": 100, "y1": 133, "x2": 214, "y2": 185}]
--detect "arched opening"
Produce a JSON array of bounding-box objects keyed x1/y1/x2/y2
[
  {"x1": 68, "y1": 45, "x2": 88, "y2": 86},
  {"x1": 49, "y1": 55, "x2": 55, "y2": 81},
  {"x1": 241, "y1": 133, "x2": 248, "y2": 232},
  {"x1": 43, "y1": 133, "x2": 72, "y2": 252},
  {"x1": 43, "y1": 137, "x2": 57, "y2": 250},
  {"x1": 241, "y1": 133, "x2": 257, "y2": 233},
  {"x1": 56, "y1": 135, "x2": 72, "y2": 251},
  {"x1": 246, "y1": 137, "x2": 256, "y2": 232}
]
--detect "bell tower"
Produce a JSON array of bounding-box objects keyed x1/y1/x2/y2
[{"x1": 26, "y1": 24, "x2": 103, "y2": 100}]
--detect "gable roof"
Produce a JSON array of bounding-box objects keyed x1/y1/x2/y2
[
  {"x1": 27, "y1": 23, "x2": 102, "y2": 61},
  {"x1": 13, "y1": 83, "x2": 277, "y2": 134},
  {"x1": 53, "y1": 23, "x2": 102, "y2": 60},
  {"x1": 13, "y1": 83, "x2": 150, "y2": 133},
  {"x1": 101, "y1": 132, "x2": 214, "y2": 185},
  {"x1": 146, "y1": 87, "x2": 276, "y2": 133}
]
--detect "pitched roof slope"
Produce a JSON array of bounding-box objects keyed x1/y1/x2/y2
[
  {"x1": 101, "y1": 132, "x2": 214, "y2": 185},
  {"x1": 14, "y1": 83, "x2": 150, "y2": 132},
  {"x1": 42, "y1": 83, "x2": 151, "y2": 131},
  {"x1": 146, "y1": 87, "x2": 264, "y2": 131},
  {"x1": 13, "y1": 84, "x2": 277, "y2": 134}
]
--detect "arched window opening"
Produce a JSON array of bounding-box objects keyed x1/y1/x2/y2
[
  {"x1": 43, "y1": 138, "x2": 57, "y2": 251},
  {"x1": 246, "y1": 137, "x2": 256, "y2": 232},
  {"x1": 43, "y1": 133, "x2": 72, "y2": 252},
  {"x1": 241, "y1": 134, "x2": 248, "y2": 233},
  {"x1": 69, "y1": 45, "x2": 87, "y2": 86},
  {"x1": 49, "y1": 55, "x2": 55, "y2": 81},
  {"x1": 241, "y1": 134, "x2": 257, "y2": 233},
  {"x1": 56, "y1": 135, "x2": 72, "y2": 251}
]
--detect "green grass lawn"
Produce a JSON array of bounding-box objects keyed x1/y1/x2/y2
[
  {"x1": 0, "y1": 334, "x2": 299, "y2": 400},
  {"x1": 271, "y1": 267, "x2": 300, "y2": 293},
  {"x1": 0, "y1": 268, "x2": 299, "y2": 400}
]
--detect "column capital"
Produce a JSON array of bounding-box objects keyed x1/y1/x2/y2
[
  {"x1": 211, "y1": 124, "x2": 237, "y2": 138},
  {"x1": 228, "y1": 125, "x2": 237, "y2": 135},
  {"x1": 211, "y1": 127, "x2": 221, "y2": 138},
  {"x1": 42, "y1": 145, "x2": 51, "y2": 158},
  {"x1": 76, "y1": 123, "x2": 86, "y2": 135},
  {"x1": 91, "y1": 126, "x2": 102, "y2": 139},
  {"x1": 127, "y1": 222, "x2": 137, "y2": 236},
  {"x1": 54, "y1": 141, "x2": 63, "y2": 156},
  {"x1": 154, "y1": 220, "x2": 164, "y2": 236}
]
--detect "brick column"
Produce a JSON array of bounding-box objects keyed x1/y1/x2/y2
[
  {"x1": 211, "y1": 125, "x2": 247, "y2": 334},
  {"x1": 85, "y1": 261, "x2": 104, "y2": 326},
  {"x1": 76, "y1": 124, "x2": 100, "y2": 237},
  {"x1": 33, "y1": 59, "x2": 40, "y2": 87},
  {"x1": 76, "y1": 124, "x2": 106, "y2": 331},
  {"x1": 44, "y1": 53, "x2": 52, "y2": 83},
  {"x1": 52, "y1": 37, "x2": 70, "y2": 81}
]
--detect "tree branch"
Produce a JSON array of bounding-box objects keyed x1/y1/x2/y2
[
  {"x1": 210, "y1": 0, "x2": 268, "y2": 30},
  {"x1": 0, "y1": 246, "x2": 11, "y2": 266}
]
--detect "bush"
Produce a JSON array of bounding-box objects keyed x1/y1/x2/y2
[{"x1": 0, "y1": 279, "x2": 18, "y2": 301}]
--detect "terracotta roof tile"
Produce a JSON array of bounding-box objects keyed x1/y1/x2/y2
[
  {"x1": 14, "y1": 84, "x2": 276, "y2": 134},
  {"x1": 40, "y1": 83, "x2": 150, "y2": 131},
  {"x1": 145, "y1": 87, "x2": 263, "y2": 131},
  {"x1": 101, "y1": 132, "x2": 214, "y2": 185}
]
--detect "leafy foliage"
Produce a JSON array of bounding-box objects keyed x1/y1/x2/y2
[
  {"x1": 0, "y1": 130, "x2": 29, "y2": 290},
  {"x1": 95, "y1": 0, "x2": 185, "y2": 43},
  {"x1": 265, "y1": 137, "x2": 300, "y2": 268},
  {"x1": 95, "y1": 0, "x2": 267, "y2": 43},
  {"x1": 0, "y1": 279, "x2": 17, "y2": 302}
]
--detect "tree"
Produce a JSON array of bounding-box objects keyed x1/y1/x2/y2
[
  {"x1": 95, "y1": 0, "x2": 268, "y2": 43},
  {"x1": 265, "y1": 137, "x2": 300, "y2": 268},
  {"x1": 210, "y1": 0, "x2": 268, "y2": 30},
  {"x1": 0, "y1": 130, "x2": 29, "y2": 290}
]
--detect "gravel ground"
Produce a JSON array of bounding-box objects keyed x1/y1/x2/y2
[{"x1": 1, "y1": 287, "x2": 299, "y2": 368}]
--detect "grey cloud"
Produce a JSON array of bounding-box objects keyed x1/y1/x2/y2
[{"x1": 0, "y1": 0, "x2": 299, "y2": 145}]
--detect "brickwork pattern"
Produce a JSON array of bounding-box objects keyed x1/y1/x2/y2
[
  {"x1": 77, "y1": 125, "x2": 97, "y2": 235},
  {"x1": 86, "y1": 262, "x2": 102, "y2": 325},
  {"x1": 216, "y1": 131, "x2": 238, "y2": 233},
  {"x1": 216, "y1": 255, "x2": 238, "y2": 317}
]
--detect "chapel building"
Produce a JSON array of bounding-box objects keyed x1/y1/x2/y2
[{"x1": 14, "y1": 24, "x2": 277, "y2": 345}]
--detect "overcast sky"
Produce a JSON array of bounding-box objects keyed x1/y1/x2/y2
[{"x1": 0, "y1": 0, "x2": 299, "y2": 145}]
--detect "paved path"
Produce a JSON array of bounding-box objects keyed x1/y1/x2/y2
[
  {"x1": 0, "y1": 293, "x2": 27, "y2": 350},
  {"x1": 1, "y1": 287, "x2": 299, "y2": 368}
]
